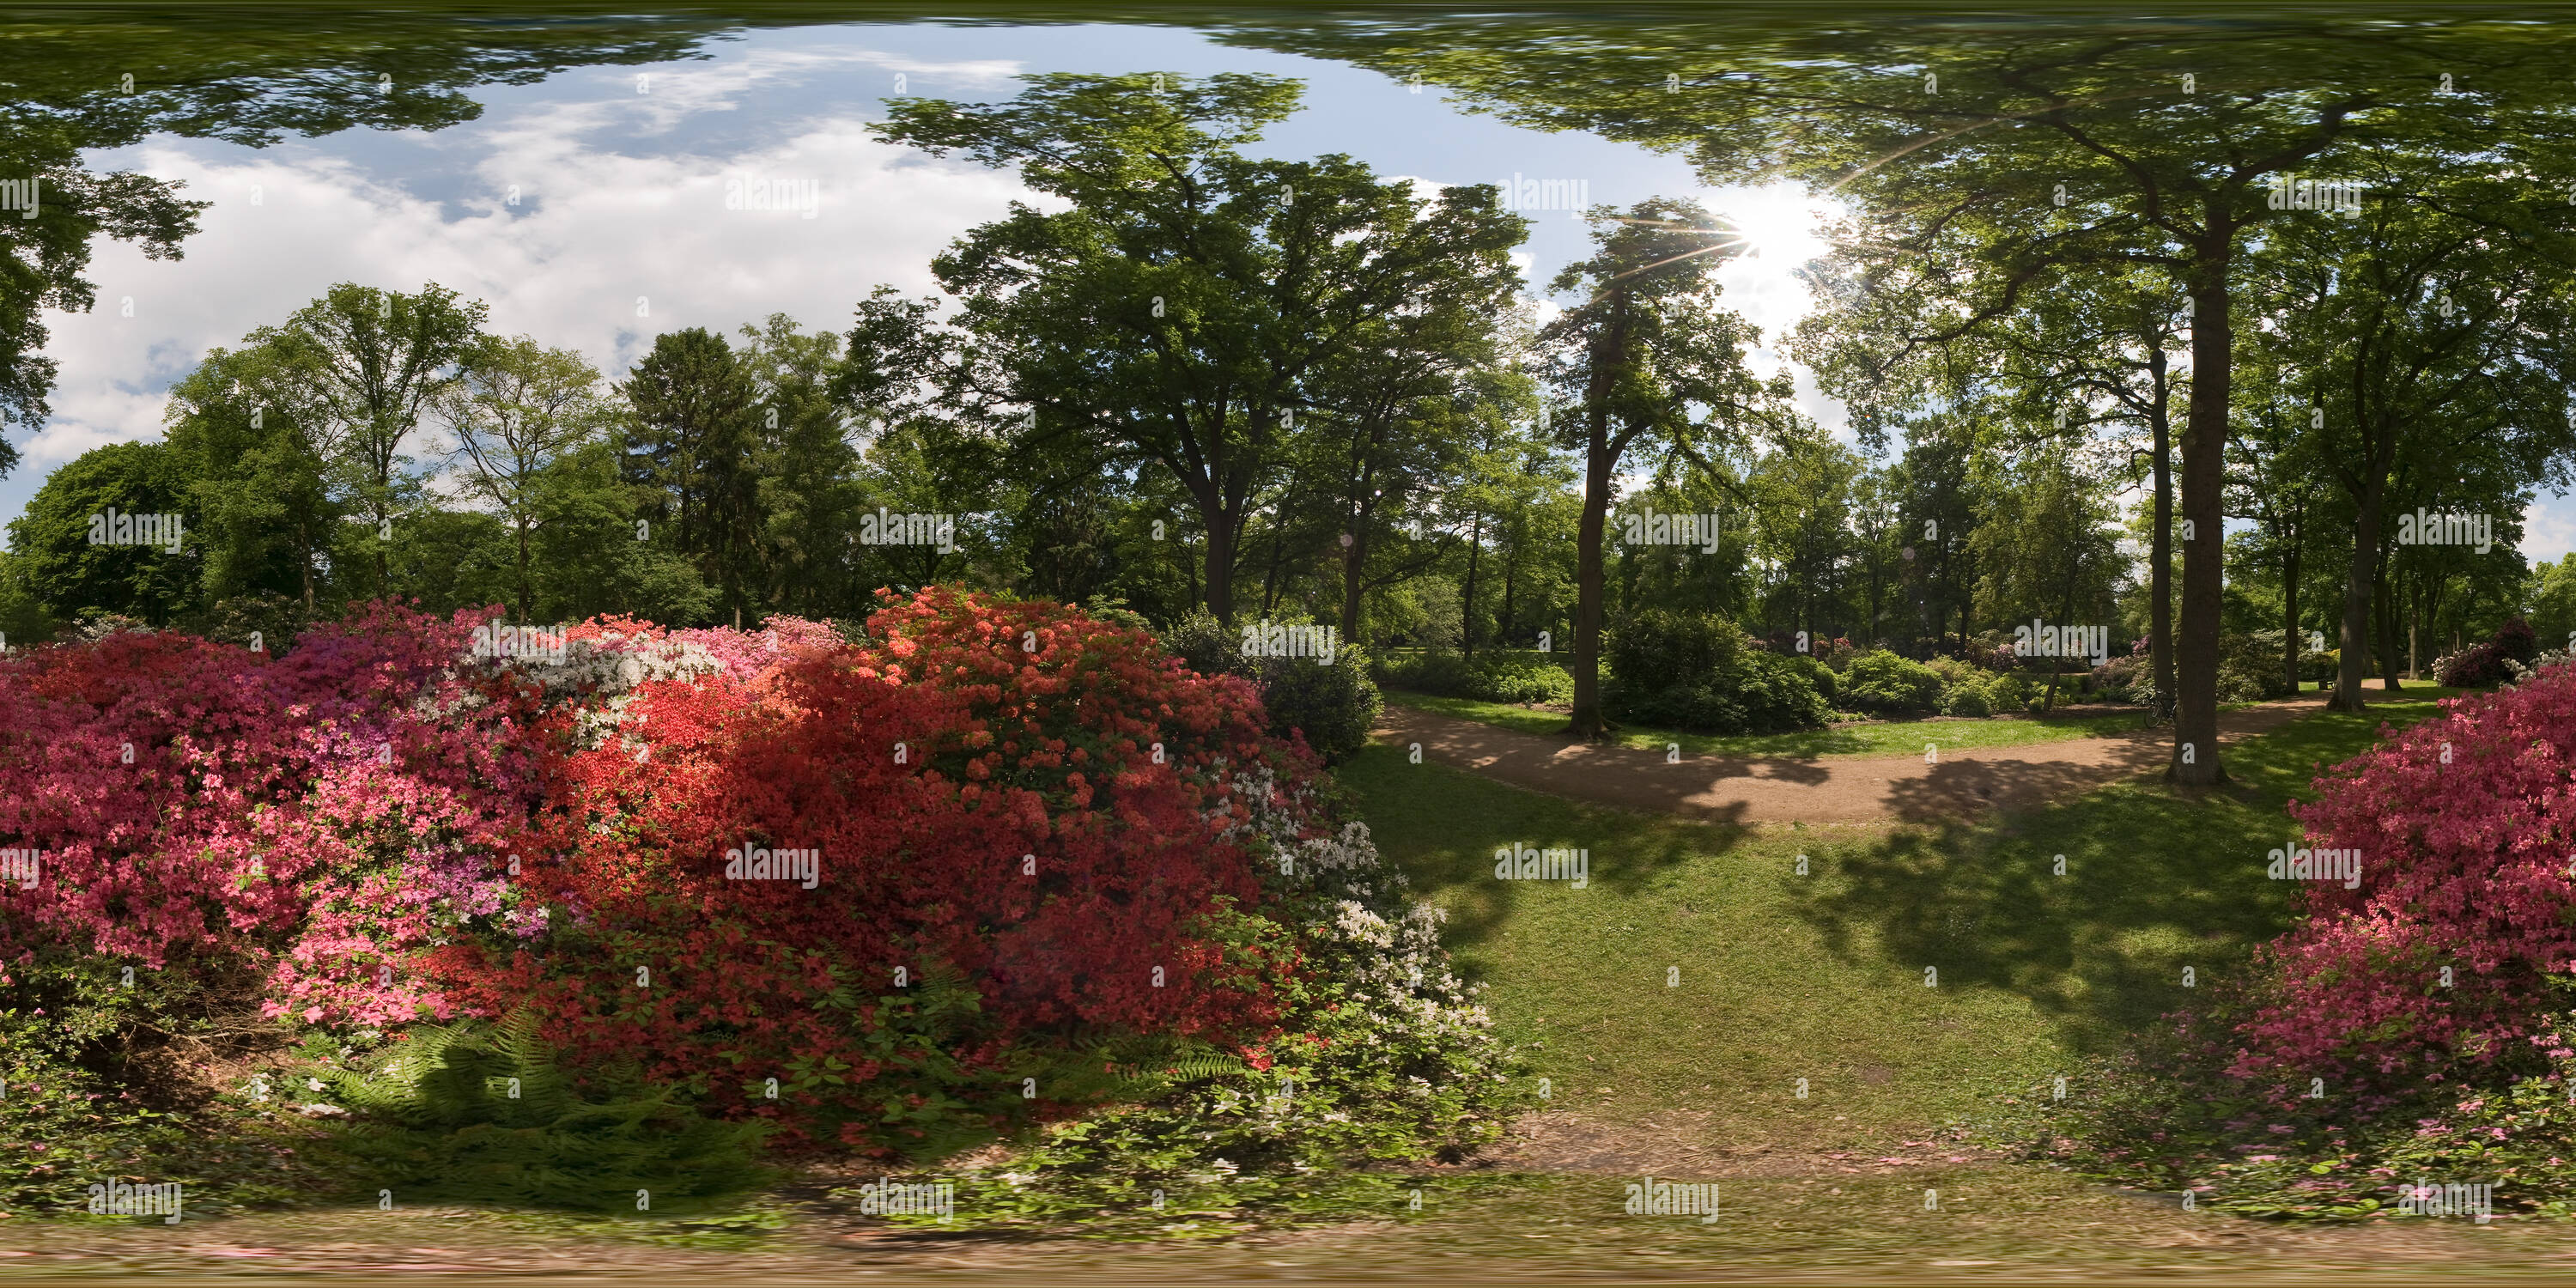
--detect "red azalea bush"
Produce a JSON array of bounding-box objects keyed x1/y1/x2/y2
[
  {"x1": 428, "y1": 587, "x2": 1309, "y2": 1151},
  {"x1": 2230, "y1": 655, "x2": 2576, "y2": 1091}
]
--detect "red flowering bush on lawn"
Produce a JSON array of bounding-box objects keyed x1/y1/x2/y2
[
  {"x1": 0, "y1": 605, "x2": 556, "y2": 1028},
  {"x1": 425, "y1": 588, "x2": 1307, "y2": 1152},
  {"x1": 2230, "y1": 656, "x2": 2576, "y2": 1091}
]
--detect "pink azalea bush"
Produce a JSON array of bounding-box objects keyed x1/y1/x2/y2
[
  {"x1": 2233, "y1": 656, "x2": 2576, "y2": 1088},
  {"x1": 0, "y1": 605, "x2": 554, "y2": 1028},
  {"x1": 2032, "y1": 658, "x2": 2576, "y2": 1220}
]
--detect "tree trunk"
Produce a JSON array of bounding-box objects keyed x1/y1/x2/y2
[
  {"x1": 2377, "y1": 550, "x2": 2405, "y2": 692},
  {"x1": 1262, "y1": 519, "x2": 1287, "y2": 617},
  {"x1": 517, "y1": 520, "x2": 534, "y2": 624},
  {"x1": 2169, "y1": 244, "x2": 2231, "y2": 785},
  {"x1": 2150, "y1": 349, "x2": 2176, "y2": 708},
  {"x1": 1568, "y1": 424, "x2": 1616, "y2": 739},
  {"x1": 1340, "y1": 527, "x2": 1368, "y2": 645},
  {"x1": 2281, "y1": 538, "x2": 2301, "y2": 694},
  {"x1": 1203, "y1": 507, "x2": 1236, "y2": 626},
  {"x1": 2329, "y1": 477, "x2": 2384, "y2": 710},
  {"x1": 1498, "y1": 535, "x2": 1519, "y2": 652},
  {"x1": 1461, "y1": 510, "x2": 1484, "y2": 659}
]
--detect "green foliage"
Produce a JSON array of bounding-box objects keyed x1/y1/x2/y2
[
  {"x1": 1785, "y1": 652, "x2": 1838, "y2": 704},
  {"x1": 0, "y1": 945, "x2": 339, "y2": 1218},
  {"x1": 2018, "y1": 1002, "x2": 2576, "y2": 1223},
  {"x1": 1373, "y1": 649, "x2": 1573, "y2": 705},
  {"x1": 1602, "y1": 611, "x2": 1828, "y2": 734},
  {"x1": 1158, "y1": 611, "x2": 1384, "y2": 764},
  {"x1": 6, "y1": 440, "x2": 200, "y2": 625},
  {"x1": 1841, "y1": 649, "x2": 1943, "y2": 715},
  {"x1": 310, "y1": 1013, "x2": 774, "y2": 1214},
  {"x1": 1251, "y1": 643, "x2": 1383, "y2": 766},
  {"x1": 2218, "y1": 631, "x2": 2296, "y2": 703}
]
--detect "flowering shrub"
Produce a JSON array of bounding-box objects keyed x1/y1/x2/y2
[
  {"x1": 3, "y1": 588, "x2": 1516, "y2": 1185},
  {"x1": 2435, "y1": 617, "x2": 2541, "y2": 688},
  {"x1": 2025, "y1": 658, "x2": 2576, "y2": 1221},
  {"x1": 866, "y1": 770, "x2": 1525, "y2": 1233},
  {"x1": 0, "y1": 605, "x2": 554, "y2": 1027},
  {"x1": 427, "y1": 588, "x2": 1308, "y2": 1152},
  {"x1": 2227, "y1": 658, "x2": 2576, "y2": 1090}
]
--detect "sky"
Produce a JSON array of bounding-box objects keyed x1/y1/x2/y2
[{"x1": 15, "y1": 18, "x2": 2573, "y2": 562}]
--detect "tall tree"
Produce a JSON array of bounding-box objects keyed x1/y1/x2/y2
[
  {"x1": 163, "y1": 340, "x2": 339, "y2": 615},
  {"x1": 872, "y1": 72, "x2": 1526, "y2": 624},
  {"x1": 258, "y1": 283, "x2": 486, "y2": 589},
  {"x1": 437, "y1": 334, "x2": 608, "y2": 623},
  {"x1": 619, "y1": 327, "x2": 762, "y2": 622},
  {"x1": 1539, "y1": 197, "x2": 1783, "y2": 738},
  {"x1": 1235, "y1": 16, "x2": 2576, "y2": 779}
]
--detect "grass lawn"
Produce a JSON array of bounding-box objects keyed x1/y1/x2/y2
[
  {"x1": 1383, "y1": 687, "x2": 2154, "y2": 758},
  {"x1": 1335, "y1": 686, "x2": 2472, "y2": 1151}
]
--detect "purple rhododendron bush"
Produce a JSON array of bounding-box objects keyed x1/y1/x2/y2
[{"x1": 2031, "y1": 661, "x2": 2576, "y2": 1221}]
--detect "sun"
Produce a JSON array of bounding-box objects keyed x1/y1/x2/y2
[{"x1": 1704, "y1": 180, "x2": 1836, "y2": 265}]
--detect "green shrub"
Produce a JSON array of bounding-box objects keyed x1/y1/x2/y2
[
  {"x1": 1373, "y1": 650, "x2": 1572, "y2": 705},
  {"x1": 1842, "y1": 650, "x2": 1944, "y2": 715},
  {"x1": 1602, "y1": 611, "x2": 1829, "y2": 735},
  {"x1": 1161, "y1": 612, "x2": 1382, "y2": 765},
  {"x1": 1784, "y1": 652, "x2": 1838, "y2": 704},
  {"x1": 1604, "y1": 608, "x2": 1739, "y2": 696},
  {"x1": 1941, "y1": 676, "x2": 1995, "y2": 718},
  {"x1": 2218, "y1": 631, "x2": 2295, "y2": 702},
  {"x1": 1611, "y1": 650, "x2": 1832, "y2": 735},
  {"x1": 1251, "y1": 642, "x2": 1383, "y2": 765}
]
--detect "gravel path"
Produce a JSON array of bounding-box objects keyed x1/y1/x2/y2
[{"x1": 1371, "y1": 693, "x2": 2351, "y2": 825}]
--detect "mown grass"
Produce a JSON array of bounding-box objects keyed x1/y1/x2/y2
[
  {"x1": 1382, "y1": 688, "x2": 2153, "y2": 758},
  {"x1": 1337, "y1": 685, "x2": 2474, "y2": 1151}
]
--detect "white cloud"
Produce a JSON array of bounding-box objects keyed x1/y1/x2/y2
[{"x1": 26, "y1": 97, "x2": 1035, "y2": 478}]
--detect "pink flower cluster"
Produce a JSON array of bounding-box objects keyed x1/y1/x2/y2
[
  {"x1": 0, "y1": 605, "x2": 555, "y2": 1027},
  {"x1": 2233, "y1": 659, "x2": 2576, "y2": 1084}
]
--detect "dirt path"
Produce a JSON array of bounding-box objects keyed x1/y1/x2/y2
[{"x1": 1372, "y1": 693, "x2": 2353, "y2": 826}]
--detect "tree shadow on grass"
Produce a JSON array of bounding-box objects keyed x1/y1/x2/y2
[
  {"x1": 1788, "y1": 777, "x2": 2304, "y2": 1055},
  {"x1": 1334, "y1": 743, "x2": 1749, "y2": 951}
]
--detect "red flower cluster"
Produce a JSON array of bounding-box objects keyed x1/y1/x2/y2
[
  {"x1": 433, "y1": 587, "x2": 1308, "y2": 1145},
  {"x1": 0, "y1": 605, "x2": 553, "y2": 1025}
]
